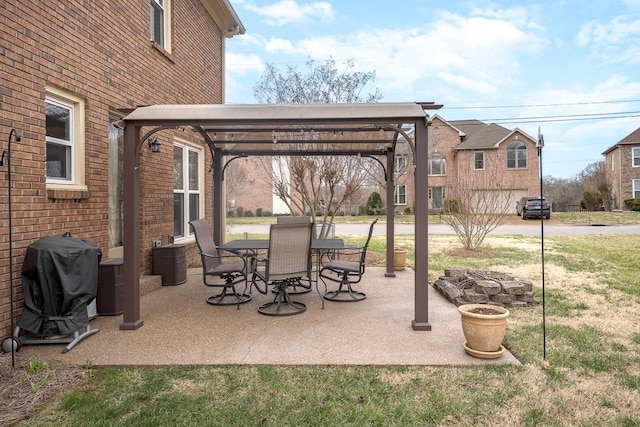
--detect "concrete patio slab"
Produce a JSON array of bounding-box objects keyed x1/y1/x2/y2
[{"x1": 19, "y1": 268, "x2": 520, "y2": 367}]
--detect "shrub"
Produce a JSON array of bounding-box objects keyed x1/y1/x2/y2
[
  {"x1": 256, "y1": 208, "x2": 263, "y2": 217},
  {"x1": 624, "y1": 199, "x2": 640, "y2": 211},
  {"x1": 243, "y1": 210, "x2": 254, "y2": 217},
  {"x1": 443, "y1": 198, "x2": 460, "y2": 213},
  {"x1": 404, "y1": 207, "x2": 411, "y2": 214},
  {"x1": 366, "y1": 192, "x2": 383, "y2": 215}
]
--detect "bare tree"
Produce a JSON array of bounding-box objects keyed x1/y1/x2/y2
[
  {"x1": 253, "y1": 57, "x2": 383, "y2": 236},
  {"x1": 442, "y1": 156, "x2": 515, "y2": 251},
  {"x1": 578, "y1": 161, "x2": 611, "y2": 210}
]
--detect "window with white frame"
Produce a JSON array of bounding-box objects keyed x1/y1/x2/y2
[
  {"x1": 394, "y1": 185, "x2": 406, "y2": 205},
  {"x1": 474, "y1": 151, "x2": 484, "y2": 170},
  {"x1": 174, "y1": 142, "x2": 202, "y2": 239},
  {"x1": 150, "y1": 0, "x2": 171, "y2": 51},
  {"x1": 633, "y1": 147, "x2": 640, "y2": 167},
  {"x1": 507, "y1": 140, "x2": 527, "y2": 169},
  {"x1": 429, "y1": 153, "x2": 445, "y2": 175},
  {"x1": 394, "y1": 154, "x2": 407, "y2": 178},
  {"x1": 45, "y1": 88, "x2": 85, "y2": 188},
  {"x1": 634, "y1": 180, "x2": 640, "y2": 199}
]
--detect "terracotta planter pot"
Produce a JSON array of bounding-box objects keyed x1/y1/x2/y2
[
  {"x1": 458, "y1": 304, "x2": 509, "y2": 358},
  {"x1": 393, "y1": 249, "x2": 407, "y2": 271}
]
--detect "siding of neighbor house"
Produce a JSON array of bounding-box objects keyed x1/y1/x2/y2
[
  {"x1": 0, "y1": 0, "x2": 230, "y2": 336},
  {"x1": 603, "y1": 127, "x2": 640, "y2": 210}
]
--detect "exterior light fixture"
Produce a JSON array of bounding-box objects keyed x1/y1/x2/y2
[{"x1": 148, "y1": 136, "x2": 160, "y2": 153}]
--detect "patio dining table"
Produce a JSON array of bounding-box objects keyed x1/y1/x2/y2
[{"x1": 219, "y1": 238, "x2": 347, "y2": 283}]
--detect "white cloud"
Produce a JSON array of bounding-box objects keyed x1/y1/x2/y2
[
  {"x1": 226, "y1": 52, "x2": 265, "y2": 75},
  {"x1": 237, "y1": 0, "x2": 334, "y2": 27},
  {"x1": 576, "y1": 16, "x2": 640, "y2": 64}
]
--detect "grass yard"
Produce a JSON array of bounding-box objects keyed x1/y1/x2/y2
[{"x1": 6, "y1": 226, "x2": 639, "y2": 426}]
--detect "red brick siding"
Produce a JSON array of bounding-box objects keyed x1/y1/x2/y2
[{"x1": 1, "y1": 0, "x2": 225, "y2": 335}]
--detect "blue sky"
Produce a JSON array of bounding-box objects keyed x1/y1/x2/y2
[{"x1": 225, "y1": 0, "x2": 640, "y2": 179}]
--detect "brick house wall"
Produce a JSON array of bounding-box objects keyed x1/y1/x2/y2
[
  {"x1": 606, "y1": 145, "x2": 640, "y2": 209},
  {"x1": 0, "y1": 0, "x2": 235, "y2": 336},
  {"x1": 603, "y1": 128, "x2": 640, "y2": 210}
]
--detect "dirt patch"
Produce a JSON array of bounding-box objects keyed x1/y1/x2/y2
[{"x1": 0, "y1": 353, "x2": 87, "y2": 426}]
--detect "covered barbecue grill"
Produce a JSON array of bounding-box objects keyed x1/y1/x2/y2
[{"x1": 4, "y1": 234, "x2": 102, "y2": 353}]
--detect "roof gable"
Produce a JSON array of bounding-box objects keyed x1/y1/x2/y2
[{"x1": 602, "y1": 126, "x2": 640, "y2": 154}]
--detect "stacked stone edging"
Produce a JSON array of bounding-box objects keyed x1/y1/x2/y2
[{"x1": 432, "y1": 267, "x2": 536, "y2": 308}]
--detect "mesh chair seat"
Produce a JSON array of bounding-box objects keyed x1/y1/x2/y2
[
  {"x1": 319, "y1": 219, "x2": 377, "y2": 303},
  {"x1": 190, "y1": 219, "x2": 252, "y2": 309},
  {"x1": 252, "y1": 222, "x2": 314, "y2": 316}
]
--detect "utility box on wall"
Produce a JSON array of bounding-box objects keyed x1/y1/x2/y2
[
  {"x1": 97, "y1": 258, "x2": 124, "y2": 315},
  {"x1": 152, "y1": 244, "x2": 187, "y2": 285}
]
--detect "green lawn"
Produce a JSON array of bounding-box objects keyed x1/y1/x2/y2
[{"x1": 20, "y1": 229, "x2": 640, "y2": 426}]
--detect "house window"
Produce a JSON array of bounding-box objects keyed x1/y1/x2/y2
[
  {"x1": 150, "y1": 0, "x2": 171, "y2": 51},
  {"x1": 474, "y1": 151, "x2": 484, "y2": 170},
  {"x1": 507, "y1": 141, "x2": 527, "y2": 169},
  {"x1": 429, "y1": 153, "x2": 445, "y2": 175},
  {"x1": 45, "y1": 88, "x2": 85, "y2": 188},
  {"x1": 174, "y1": 141, "x2": 202, "y2": 239},
  {"x1": 633, "y1": 147, "x2": 640, "y2": 167},
  {"x1": 394, "y1": 185, "x2": 406, "y2": 205},
  {"x1": 634, "y1": 180, "x2": 640, "y2": 198},
  {"x1": 394, "y1": 154, "x2": 407, "y2": 178}
]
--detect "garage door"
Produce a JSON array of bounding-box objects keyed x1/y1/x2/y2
[{"x1": 472, "y1": 189, "x2": 528, "y2": 214}]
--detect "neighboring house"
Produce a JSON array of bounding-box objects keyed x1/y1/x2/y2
[
  {"x1": 602, "y1": 126, "x2": 640, "y2": 210},
  {"x1": 393, "y1": 116, "x2": 540, "y2": 214},
  {"x1": 0, "y1": 0, "x2": 243, "y2": 337}
]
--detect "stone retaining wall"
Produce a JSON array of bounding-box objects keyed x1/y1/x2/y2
[{"x1": 432, "y1": 268, "x2": 537, "y2": 308}]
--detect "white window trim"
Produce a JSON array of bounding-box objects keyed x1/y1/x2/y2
[
  {"x1": 150, "y1": 0, "x2": 172, "y2": 53},
  {"x1": 45, "y1": 87, "x2": 87, "y2": 191},
  {"x1": 507, "y1": 141, "x2": 527, "y2": 169},
  {"x1": 632, "y1": 147, "x2": 640, "y2": 168},
  {"x1": 394, "y1": 184, "x2": 406, "y2": 205},
  {"x1": 173, "y1": 138, "x2": 204, "y2": 241},
  {"x1": 428, "y1": 156, "x2": 446, "y2": 176},
  {"x1": 394, "y1": 154, "x2": 407, "y2": 178},
  {"x1": 474, "y1": 151, "x2": 485, "y2": 170},
  {"x1": 633, "y1": 179, "x2": 640, "y2": 199}
]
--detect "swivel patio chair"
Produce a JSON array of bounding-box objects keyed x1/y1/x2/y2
[
  {"x1": 272, "y1": 216, "x2": 313, "y2": 294},
  {"x1": 189, "y1": 219, "x2": 252, "y2": 309},
  {"x1": 319, "y1": 218, "x2": 378, "y2": 303},
  {"x1": 252, "y1": 222, "x2": 314, "y2": 316}
]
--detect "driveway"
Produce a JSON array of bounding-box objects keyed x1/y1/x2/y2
[{"x1": 228, "y1": 218, "x2": 640, "y2": 237}]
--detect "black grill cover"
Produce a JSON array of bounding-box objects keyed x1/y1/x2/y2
[{"x1": 18, "y1": 235, "x2": 102, "y2": 337}]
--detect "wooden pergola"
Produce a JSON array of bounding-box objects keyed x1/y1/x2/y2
[{"x1": 120, "y1": 102, "x2": 441, "y2": 331}]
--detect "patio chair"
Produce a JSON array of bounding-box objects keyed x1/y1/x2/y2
[
  {"x1": 319, "y1": 218, "x2": 378, "y2": 303},
  {"x1": 189, "y1": 219, "x2": 252, "y2": 309},
  {"x1": 252, "y1": 222, "x2": 314, "y2": 316},
  {"x1": 276, "y1": 216, "x2": 311, "y2": 224},
  {"x1": 274, "y1": 216, "x2": 313, "y2": 294}
]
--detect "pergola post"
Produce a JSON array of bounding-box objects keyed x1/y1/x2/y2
[
  {"x1": 212, "y1": 148, "x2": 225, "y2": 245},
  {"x1": 385, "y1": 149, "x2": 396, "y2": 277},
  {"x1": 412, "y1": 116, "x2": 431, "y2": 331},
  {"x1": 120, "y1": 124, "x2": 144, "y2": 330}
]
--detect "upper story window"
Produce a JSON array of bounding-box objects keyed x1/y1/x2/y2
[
  {"x1": 174, "y1": 141, "x2": 203, "y2": 239},
  {"x1": 507, "y1": 141, "x2": 527, "y2": 169},
  {"x1": 150, "y1": 0, "x2": 171, "y2": 51},
  {"x1": 394, "y1": 154, "x2": 407, "y2": 178},
  {"x1": 632, "y1": 147, "x2": 640, "y2": 167},
  {"x1": 45, "y1": 87, "x2": 85, "y2": 189},
  {"x1": 474, "y1": 151, "x2": 484, "y2": 170},
  {"x1": 429, "y1": 153, "x2": 445, "y2": 176}
]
